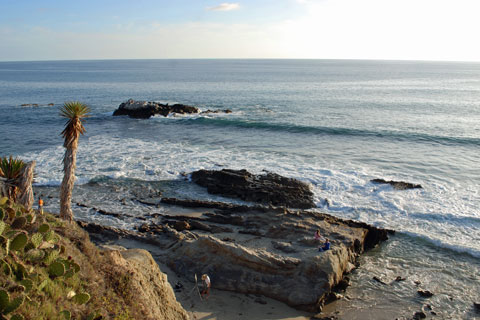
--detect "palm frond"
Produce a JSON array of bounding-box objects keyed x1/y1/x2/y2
[
  {"x1": 60, "y1": 101, "x2": 91, "y2": 119},
  {"x1": 0, "y1": 156, "x2": 26, "y2": 180},
  {"x1": 60, "y1": 101, "x2": 90, "y2": 148}
]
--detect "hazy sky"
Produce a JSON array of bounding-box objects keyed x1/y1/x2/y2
[{"x1": 1, "y1": 0, "x2": 480, "y2": 61}]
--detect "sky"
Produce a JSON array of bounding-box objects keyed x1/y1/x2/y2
[{"x1": 1, "y1": 0, "x2": 480, "y2": 61}]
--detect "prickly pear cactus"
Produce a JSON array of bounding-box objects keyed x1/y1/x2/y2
[{"x1": 0, "y1": 199, "x2": 93, "y2": 318}]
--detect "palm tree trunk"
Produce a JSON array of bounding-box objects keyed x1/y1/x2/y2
[
  {"x1": 17, "y1": 161, "x2": 35, "y2": 210},
  {"x1": 60, "y1": 147, "x2": 77, "y2": 222}
]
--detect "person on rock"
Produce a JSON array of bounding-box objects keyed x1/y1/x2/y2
[
  {"x1": 319, "y1": 238, "x2": 330, "y2": 252},
  {"x1": 201, "y1": 274, "x2": 211, "y2": 299},
  {"x1": 314, "y1": 229, "x2": 322, "y2": 242}
]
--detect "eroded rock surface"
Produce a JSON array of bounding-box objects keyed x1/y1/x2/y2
[
  {"x1": 191, "y1": 169, "x2": 315, "y2": 209},
  {"x1": 80, "y1": 201, "x2": 391, "y2": 313},
  {"x1": 103, "y1": 248, "x2": 189, "y2": 320}
]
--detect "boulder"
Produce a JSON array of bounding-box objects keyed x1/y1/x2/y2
[
  {"x1": 371, "y1": 178, "x2": 422, "y2": 190},
  {"x1": 190, "y1": 169, "x2": 315, "y2": 209}
]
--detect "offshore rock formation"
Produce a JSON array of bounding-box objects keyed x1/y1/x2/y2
[
  {"x1": 112, "y1": 99, "x2": 232, "y2": 119},
  {"x1": 113, "y1": 99, "x2": 199, "y2": 119},
  {"x1": 191, "y1": 169, "x2": 316, "y2": 209},
  {"x1": 371, "y1": 178, "x2": 422, "y2": 190}
]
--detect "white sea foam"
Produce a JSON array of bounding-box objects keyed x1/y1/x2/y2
[{"x1": 21, "y1": 133, "x2": 480, "y2": 258}]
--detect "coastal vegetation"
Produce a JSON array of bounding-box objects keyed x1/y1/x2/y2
[
  {"x1": 0, "y1": 157, "x2": 25, "y2": 202},
  {"x1": 0, "y1": 198, "x2": 176, "y2": 319},
  {"x1": 59, "y1": 102, "x2": 90, "y2": 222}
]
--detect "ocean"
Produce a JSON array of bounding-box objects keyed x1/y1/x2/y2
[{"x1": 0, "y1": 59, "x2": 479, "y2": 319}]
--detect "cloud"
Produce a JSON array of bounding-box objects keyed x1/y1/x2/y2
[{"x1": 206, "y1": 3, "x2": 240, "y2": 11}]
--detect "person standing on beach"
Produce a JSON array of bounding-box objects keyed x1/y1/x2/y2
[
  {"x1": 38, "y1": 196, "x2": 44, "y2": 215},
  {"x1": 201, "y1": 274, "x2": 211, "y2": 299}
]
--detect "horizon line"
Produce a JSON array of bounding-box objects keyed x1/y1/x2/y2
[{"x1": 1, "y1": 57, "x2": 480, "y2": 64}]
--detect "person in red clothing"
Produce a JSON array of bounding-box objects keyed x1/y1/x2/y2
[{"x1": 38, "y1": 196, "x2": 44, "y2": 214}]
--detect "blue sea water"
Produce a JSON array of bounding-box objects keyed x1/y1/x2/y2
[{"x1": 0, "y1": 59, "x2": 479, "y2": 318}]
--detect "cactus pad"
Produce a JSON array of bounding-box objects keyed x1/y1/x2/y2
[
  {"x1": 31, "y1": 233, "x2": 43, "y2": 248},
  {"x1": 48, "y1": 261, "x2": 65, "y2": 277},
  {"x1": 73, "y1": 292, "x2": 90, "y2": 305},
  {"x1": 0, "y1": 289, "x2": 9, "y2": 311},
  {"x1": 10, "y1": 233, "x2": 28, "y2": 251},
  {"x1": 38, "y1": 223, "x2": 50, "y2": 233},
  {"x1": 20, "y1": 279, "x2": 33, "y2": 293},
  {"x1": 11, "y1": 217, "x2": 27, "y2": 229},
  {"x1": 4, "y1": 295, "x2": 25, "y2": 314},
  {"x1": 60, "y1": 310, "x2": 72, "y2": 320},
  {"x1": 0, "y1": 221, "x2": 5, "y2": 235}
]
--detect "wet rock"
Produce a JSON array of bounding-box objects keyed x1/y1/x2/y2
[
  {"x1": 373, "y1": 276, "x2": 387, "y2": 285},
  {"x1": 371, "y1": 178, "x2": 422, "y2": 190},
  {"x1": 189, "y1": 220, "x2": 212, "y2": 233},
  {"x1": 474, "y1": 302, "x2": 480, "y2": 312},
  {"x1": 191, "y1": 169, "x2": 315, "y2": 208},
  {"x1": 173, "y1": 221, "x2": 191, "y2": 231},
  {"x1": 417, "y1": 290, "x2": 434, "y2": 298},
  {"x1": 413, "y1": 311, "x2": 427, "y2": 319},
  {"x1": 335, "y1": 278, "x2": 350, "y2": 292},
  {"x1": 113, "y1": 99, "x2": 199, "y2": 119},
  {"x1": 201, "y1": 109, "x2": 232, "y2": 114}
]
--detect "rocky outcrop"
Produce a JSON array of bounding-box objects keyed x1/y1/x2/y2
[
  {"x1": 104, "y1": 248, "x2": 189, "y2": 320},
  {"x1": 113, "y1": 99, "x2": 199, "y2": 119},
  {"x1": 163, "y1": 207, "x2": 376, "y2": 312},
  {"x1": 371, "y1": 178, "x2": 422, "y2": 190},
  {"x1": 79, "y1": 197, "x2": 391, "y2": 314},
  {"x1": 191, "y1": 169, "x2": 315, "y2": 209},
  {"x1": 112, "y1": 99, "x2": 232, "y2": 119}
]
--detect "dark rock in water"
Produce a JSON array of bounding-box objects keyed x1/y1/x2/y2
[
  {"x1": 474, "y1": 302, "x2": 480, "y2": 312},
  {"x1": 373, "y1": 276, "x2": 387, "y2": 285},
  {"x1": 201, "y1": 109, "x2": 232, "y2": 114},
  {"x1": 417, "y1": 290, "x2": 434, "y2": 298},
  {"x1": 371, "y1": 178, "x2": 422, "y2": 190},
  {"x1": 413, "y1": 311, "x2": 427, "y2": 319},
  {"x1": 47, "y1": 103, "x2": 54, "y2": 106},
  {"x1": 190, "y1": 169, "x2": 315, "y2": 209},
  {"x1": 113, "y1": 99, "x2": 199, "y2": 119},
  {"x1": 113, "y1": 99, "x2": 233, "y2": 119}
]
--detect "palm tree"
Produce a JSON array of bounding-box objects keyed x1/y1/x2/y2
[
  {"x1": 0, "y1": 155, "x2": 26, "y2": 201},
  {"x1": 59, "y1": 101, "x2": 90, "y2": 222}
]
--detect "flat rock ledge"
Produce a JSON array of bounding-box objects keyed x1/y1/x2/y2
[
  {"x1": 80, "y1": 202, "x2": 392, "y2": 313},
  {"x1": 371, "y1": 178, "x2": 422, "y2": 190},
  {"x1": 113, "y1": 99, "x2": 232, "y2": 119},
  {"x1": 191, "y1": 169, "x2": 316, "y2": 209}
]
